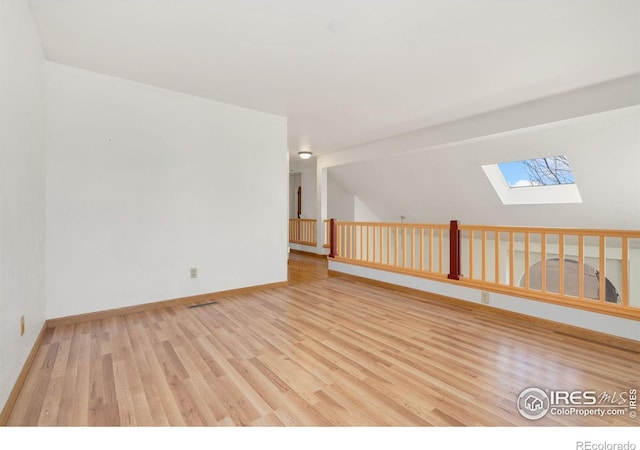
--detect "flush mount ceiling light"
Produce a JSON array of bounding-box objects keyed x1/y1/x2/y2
[
  {"x1": 327, "y1": 19, "x2": 347, "y2": 33},
  {"x1": 298, "y1": 151, "x2": 312, "y2": 159}
]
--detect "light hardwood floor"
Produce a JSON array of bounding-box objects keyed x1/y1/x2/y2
[
  {"x1": 287, "y1": 250, "x2": 335, "y2": 285},
  {"x1": 6, "y1": 252, "x2": 639, "y2": 426}
]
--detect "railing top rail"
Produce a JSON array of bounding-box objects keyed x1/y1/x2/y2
[
  {"x1": 289, "y1": 218, "x2": 318, "y2": 222},
  {"x1": 335, "y1": 221, "x2": 449, "y2": 228},
  {"x1": 458, "y1": 224, "x2": 640, "y2": 238},
  {"x1": 329, "y1": 219, "x2": 640, "y2": 237}
]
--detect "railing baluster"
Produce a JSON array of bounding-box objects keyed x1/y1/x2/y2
[
  {"x1": 403, "y1": 226, "x2": 407, "y2": 268},
  {"x1": 439, "y1": 228, "x2": 444, "y2": 274},
  {"x1": 540, "y1": 233, "x2": 547, "y2": 292},
  {"x1": 343, "y1": 224, "x2": 346, "y2": 258},
  {"x1": 578, "y1": 235, "x2": 584, "y2": 299},
  {"x1": 395, "y1": 227, "x2": 400, "y2": 267},
  {"x1": 384, "y1": 226, "x2": 388, "y2": 265},
  {"x1": 344, "y1": 225, "x2": 348, "y2": 258},
  {"x1": 541, "y1": 234, "x2": 547, "y2": 293},
  {"x1": 373, "y1": 226, "x2": 377, "y2": 263},
  {"x1": 622, "y1": 236, "x2": 629, "y2": 306},
  {"x1": 469, "y1": 230, "x2": 474, "y2": 280},
  {"x1": 429, "y1": 228, "x2": 434, "y2": 272},
  {"x1": 599, "y1": 236, "x2": 606, "y2": 303},
  {"x1": 509, "y1": 231, "x2": 514, "y2": 287},
  {"x1": 419, "y1": 227, "x2": 424, "y2": 271},
  {"x1": 365, "y1": 225, "x2": 369, "y2": 262},
  {"x1": 365, "y1": 225, "x2": 368, "y2": 261},
  {"x1": 494, "y1": 231, "x2": 500, "y2": 284},
  {"x1": 524, "y1": 232, "x2": 530, "y2": 289},
  {"x1": 325, "y1": 220, "x2": 329, "y2": 247},
  {"x1": 379, "y1": 226, "x2": 383, "y2": 264},
  {"x1": 559, "y1": 234, "x2": 565, "y2": 297},
  {"x1": 481, "y1": 230, "x2": 486, "y2": 282},
  {"x1": 410, "y1": 227, "x2": 415, "y2": 270},
  {"x1": 362, "y1": 225, "x2": 365, "y2": 261}
]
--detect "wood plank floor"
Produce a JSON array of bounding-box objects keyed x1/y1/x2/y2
[
  {"x1": 6, "y1": 253, "x2": 639, "y2": 426},
  {"x1": 287, "y1": 250, "x2": 334, "y2": 285}
]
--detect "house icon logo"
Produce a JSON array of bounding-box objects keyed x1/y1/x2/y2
[
  {"x1": 517, "y1": 387, "x2": 550, "y2": 420},
  {"x1": 525, "y1": 395, "x2": 543, "y2": 411}
]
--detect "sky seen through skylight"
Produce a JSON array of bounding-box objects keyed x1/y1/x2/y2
[{"x1": 497, "y1": 156, "x2": 576, "y2": 188}]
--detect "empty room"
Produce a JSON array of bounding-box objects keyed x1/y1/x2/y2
[{"x1": 1, "y1": 0, "x2": 639, "y2": 447}]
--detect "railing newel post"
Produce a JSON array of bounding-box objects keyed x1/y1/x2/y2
[
  {"x1": 329, "y1": 218, "x2": 337, "y2": 258},
  {"x1": 448, "y1": 220, "x2": 462, "y2": 280}
]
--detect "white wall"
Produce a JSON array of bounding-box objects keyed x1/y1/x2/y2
[
  {"x1": 289, "y1": 173, "x2": 301, "y2": 219},
  {"x1": 327, "y1": 176, "x2": 354, "y2": 221},
  {"x1": 289, "y1": 158, "x2": 317, "y2": 220},
  {"x1": 354, "y1": 196, "x2": 381, "y2": 222},
  {"x1": 45, "y1": 62, "x2": 288, "y2": 319},
  {"x1": 0, "y1": 0, "x2": 46, "y2": 409},
  {"x1": 327, "y1": 175, "x2": 381, "y2": 223}
]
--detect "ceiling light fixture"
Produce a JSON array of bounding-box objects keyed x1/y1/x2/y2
[
  {"x1": 327, "y1": 19, "x2": 347, "y2": 33},
  {"x1": 298, "y1": 151, "x2": 312, "y2": 159}
]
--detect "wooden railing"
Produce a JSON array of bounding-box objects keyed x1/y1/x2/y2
[
  {"x1": 330, "y1": 220, "x2": 640, "y2": 320},
  {"x1": 289, "y1": 218, "x2": 317, "y2": 246},
  {"x1": 333, "y1": 222, "x2": 450, "y2": 278},
  {"x1": 456, "y1": 225, "x2": 640, "y2": 318},
  {"x1": 324, "y1": 219, "x2": 331, "y2": 248}
]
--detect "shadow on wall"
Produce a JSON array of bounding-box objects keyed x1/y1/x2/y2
[{"x1": 521, "y1": 259, "x2": 620, "y2": 303}]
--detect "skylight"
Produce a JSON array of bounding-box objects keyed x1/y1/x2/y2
[
  {"x1": 497, "y1": 156, "x2": 576, "y2": 188},
  {"x1": 482, "y1": 155, "x2": 582, "y2": 205}
]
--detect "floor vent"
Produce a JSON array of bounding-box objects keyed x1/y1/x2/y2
[{"x1": 188, "y1": 300, "x2": 219, "y2": 309}]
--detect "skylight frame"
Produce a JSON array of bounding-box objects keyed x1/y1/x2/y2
[{"x1": 482, "y1": 156, "x2": 582, "y2": 205}]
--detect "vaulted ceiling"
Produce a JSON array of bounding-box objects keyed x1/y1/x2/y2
[
  {"x1": 328, "y1": 105, "x2": 640, "y2": 228},
  {"x1": 27, "y1": 0, "x2": 640, "y2": 156},
  {"x1": 26, "y1": 1, "x2": 640, "y2": 229}
]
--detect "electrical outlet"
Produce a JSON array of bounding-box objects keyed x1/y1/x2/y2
[
  {"x1": 481, "y1": 292, "x2": 490, "y2": 305},
  {"x1": 20, "y1": 315, "x2": 25, "y2": 336},
  {"x1": 190, "y1": 267, "x2": 198, "y2": 279}
]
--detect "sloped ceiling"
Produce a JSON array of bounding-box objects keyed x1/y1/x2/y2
[
  {"x1": 328, "y1": 107, "x2": 640, "y2": 229},
  {"x1": 27, "y1": 0, "x2": 640, "y2": 156},
  {"x1": 26, "y1": 1, "x2": 640, "y2": 229}
]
